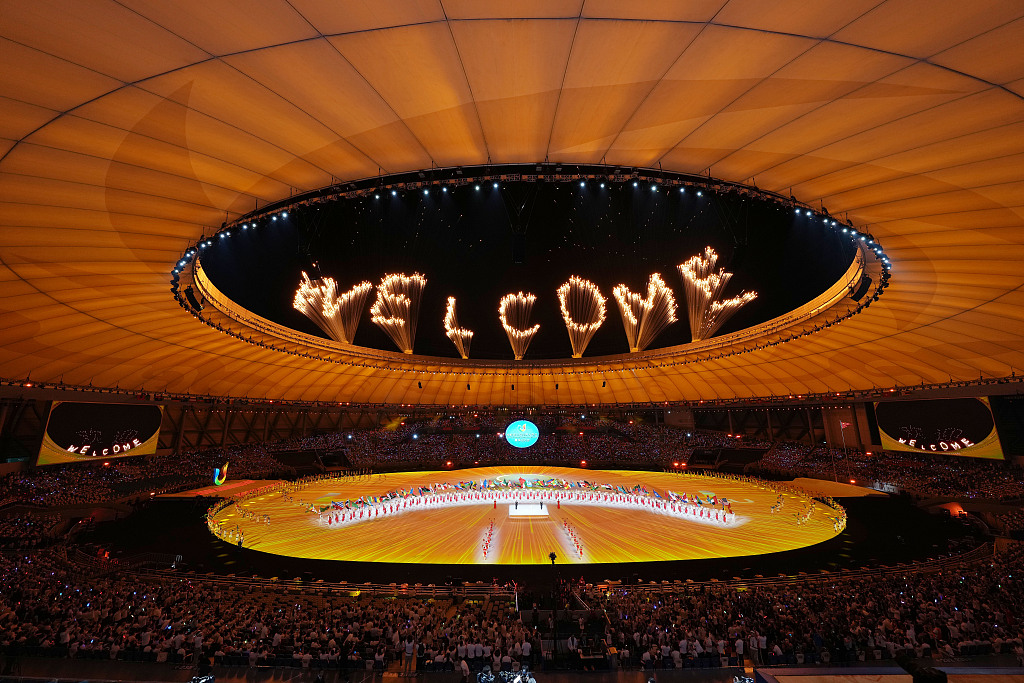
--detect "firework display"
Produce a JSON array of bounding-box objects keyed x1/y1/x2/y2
[
  {"x1": 557, "y1": 276, "x2": 607, "y2": 358},
  {"x1": 612, "y1": 273, "x2": 678, "y2": 352},
  {"x1": 292, "y1": 272, "x2": 371, "y2": 344},
  {"x1": 677, "y1": 247, "x2": 756, "y2": 341},
  {"x1": 499, "y1": 292, "x2": 540, "y2": 360},
  {"x1": 443, "y1": 297, "x2": 474, "y2": 359},
  {"x1": 369, "y1": 273, "x2": 427, "y2": 354},
  {"x1": 295, "y1": 249, "x2": 759, "y2": 356}
]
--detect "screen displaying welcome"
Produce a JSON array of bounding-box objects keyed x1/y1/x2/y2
[
  {"x1": 874, "y1": 397, "x2": 1003, "y2": 460},
  {"x1": 37, "y1": 401, "x2": 163, "y2": 466}
]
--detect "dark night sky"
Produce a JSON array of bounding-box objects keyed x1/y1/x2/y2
[{"x1": 201, "y1": 181, "x2": 856, "y2": 360}]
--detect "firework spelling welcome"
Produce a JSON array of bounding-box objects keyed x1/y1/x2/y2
[
  {"x1": 443, "y1": 296, "x2": 473, "y2": 359},
  {"x1": 499, "y1": 292, "x2": 539, "y2": 360},
  {"x1": 292, "y1": 272, "x2": 371, "y2": 344},
  {"x1": 557, "y1": 276, "x2": 606, "y2": 358},
  {"x1": 677, "y1": 247, "x2": 757, "y2": 341},
  {"x1": 612, "y1": 273, "x2": 678, "y2": 352},
  {"x1": 370, "y1": 273, "x2": 427, "y2": 354}
]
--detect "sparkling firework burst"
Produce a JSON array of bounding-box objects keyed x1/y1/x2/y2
[
  {"x1": 499, "y1": 292, "x2": 539, "y2": 360},
  {"x1": 292, "y1": 272, "x2": 372, "y2": 344},
  {"x1": 443, "y1": 297, "x2": 473, "y2": 359},
  {"x1": 677, "y1": 247, "x2": 757, "y2": 341},
  {"x1": 612, "y1": 273, "x2": 678, "y2": 352},
  {"x1": 557, "y1": 276, "x2": 607, "y2": 358},
  {"x1": 113, "y1": 428, "x2": 139, "y2": 444},
  {"x1": 369, "y1": 273, "x2": 427, "y2": 353},
  {"x1": 76, "y1": 428, "x2": 103, "y2": 445}
]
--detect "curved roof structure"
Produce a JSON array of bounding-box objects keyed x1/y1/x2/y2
[{"x1": 2, "y1": 1, "x2": 1023, "y2": 405}]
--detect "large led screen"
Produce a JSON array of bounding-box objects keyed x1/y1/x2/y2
[
  {"x1": 37, "y1": 401, "x2": 163, "y2": 466},
  {"x1": 504, "y1": 420, "x2": 540, "y2": 448},
  {"x1": 874, "y1": 397, "x2": 1003, "y2": 460}
]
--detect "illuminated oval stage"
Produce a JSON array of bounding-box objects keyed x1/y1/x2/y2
[{"x1": 209, "y1": 467, "x2": 845, "y2": 565}]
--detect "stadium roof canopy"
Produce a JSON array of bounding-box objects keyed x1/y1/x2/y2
[{"x1": 2, "y1": 1, "x2": 1023, "y2": 406}]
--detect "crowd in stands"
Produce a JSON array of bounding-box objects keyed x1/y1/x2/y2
[
  {"x1": 0, "y1": 445, "x2": 290, "y2": 508},
  {"x1": 994, "y1": 509, "x2": 1024, "y2": 535},
  {"x1": 755, "y1": 443, "x2": 1024, "y2": 501},
  {"x1": 0, "y1": 549, "x2": 536, "y2": 672},
  {"x1": 0, "y1": 512, "x2": 60, "y2": 549},
  {"x1": 586, "y1": 543, "x2": 1024, "y2": 668},
  {"x1": 0, "y1": 543, "x2": 1022, "y2": 670},
  {"x1": 335, "y1": 424, "x2": 763, "y2": 469},
  {"x1": 2, "y1": 421, "x2": 1022, "y2": 512},
  {"x1": 0, "y1": 419, "x2": 1022, "y2": 672}
]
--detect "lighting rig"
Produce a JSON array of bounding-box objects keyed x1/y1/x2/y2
[{"x1": 169, "y1": 164, "x2": 892, "y2": 368}]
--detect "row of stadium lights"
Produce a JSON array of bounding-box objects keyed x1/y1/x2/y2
[
  {"x1": 172, "y1": 179, "x2": 713, "y2": 281},
  {"x1": 171, "y1": 181, "x2": 889, "y2": 279},
  {"x1": 171, "y1": 211, "x2": 290, "y2": 277},
  {"x1": 359, "y1": 181, "x2": 891, "y2": 278},
  {"x1": 793, "y1": 207, "x2": 892, "y2": 272},
  {"x1": 7, "y1": 372, "x2": 1001, "y2": 415},
  {"x1": 168, "y1": 175, "x2": 890, "y2": 365},
  {"x1": 370, "y1": 180, "x2": 707, "y2": 198}
]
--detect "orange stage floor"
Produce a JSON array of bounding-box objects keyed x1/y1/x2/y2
[
  {"x1": 161, "y1": 479, "x2": 276, "y2": 498},
  {"x1": 212, "y1": 467, "x2": 843, "y2": 565}
]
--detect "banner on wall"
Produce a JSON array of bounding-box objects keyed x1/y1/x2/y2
[
  {"x1": 37, "y1": 402, "x2": 164, "y2": 466},
  {"x1": 873, "y1": 397, "x2": 1003, "y2": 460}
]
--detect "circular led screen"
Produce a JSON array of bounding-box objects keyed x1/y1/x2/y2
[{"x1": 505, "y1": 420, "x2": 540, "y2": 449}]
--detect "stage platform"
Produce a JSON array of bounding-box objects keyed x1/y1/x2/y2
[
  {"x1": 508, "y1": 501, "x2": 549, "y2": 517},
  {"x1": 210, "y1": 467, "x2": 845, "y2": 565}
]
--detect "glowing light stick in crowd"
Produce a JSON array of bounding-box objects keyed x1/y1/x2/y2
[
  {"x1": 292, "y1": 272, "x2": 371, "y2": 344},
  {"x1": 499, "y1": 292, "x2": 539, "y2": 360},
  {"x1": 557, "y1": 276, "x2": 606, "y2": 358},
  {"x1": 370, "y1": 273, "x2": 427, "y2": 353},
  {"x1": 677, "y1": 247, "x2": 757, "y2": 341},
  {"x1": 612, "y1": 273, "x2": 678, "y2": 352},
  {"x1": 443, "y1": 296, "x2": 473, "y2": 359}
]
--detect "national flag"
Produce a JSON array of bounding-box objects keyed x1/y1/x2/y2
[{"x1": 840, "y1": 421, "x2": 852, "y2": 428}]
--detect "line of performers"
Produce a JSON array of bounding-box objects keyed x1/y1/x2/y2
[{"x1": 316, "y1": 488, "x2": 738, "y2": 529}]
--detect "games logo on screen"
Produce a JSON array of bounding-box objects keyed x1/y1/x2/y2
[{"x1": 504, "y1": 420, "x2": 540, "y2": 449}]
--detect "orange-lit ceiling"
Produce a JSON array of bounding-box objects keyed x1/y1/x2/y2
[{"x1": 1, "y1": 1, "x2": 1023, "y2": 405}]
